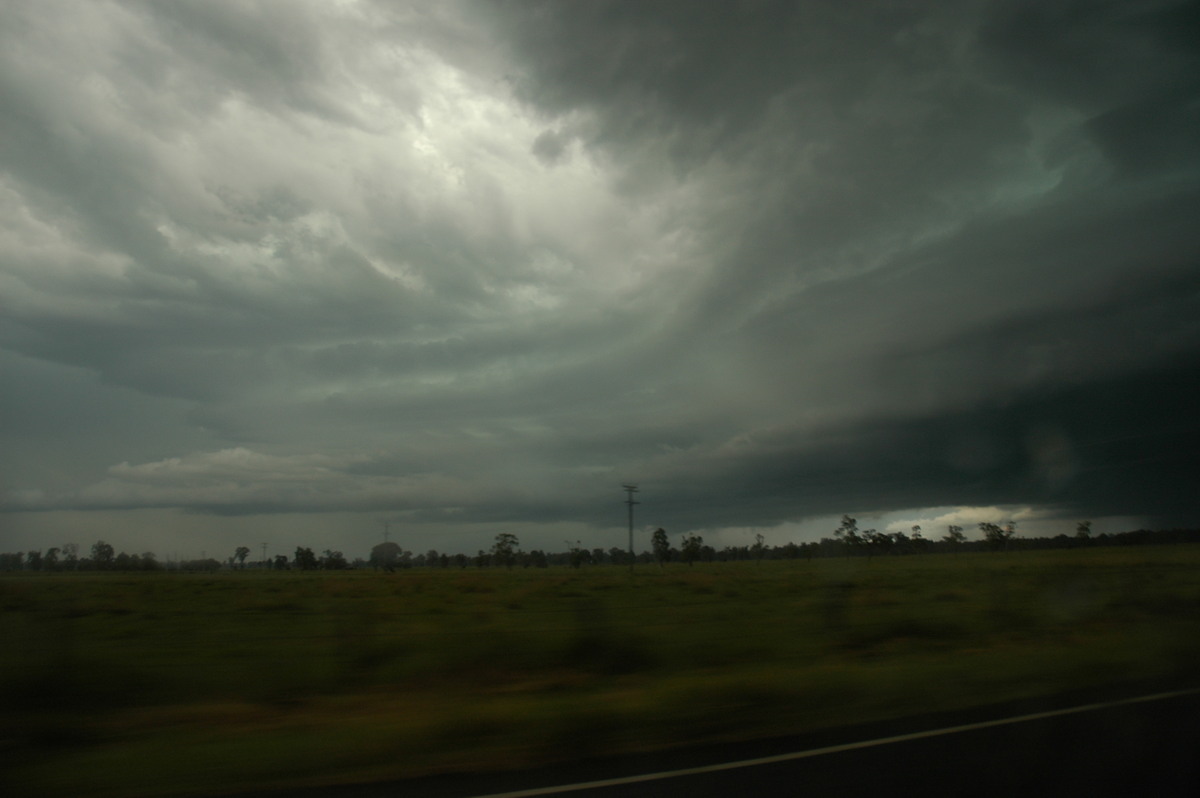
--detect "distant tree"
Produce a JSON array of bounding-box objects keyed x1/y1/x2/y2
[
  {"x1": 294, "y1": 547, "x2": 318, "y2": 570},
  {"x1": 25, "y1": 550, "x2": 43, "y2": 571},
  {"x1": 834, "y1": 515, "x2": 861, "y2": 555},
  {"x1": 911, "y1": 526, "x2": 927, "y2": 554},
  {"x1": 1076, "y1": 520, "x2": 1092, "y2": 541},
  {"x1": 62, "y1": 543, "x2": 79, "y2": 570},
  {"x1": 864, "y1": 529, "x2": 888, "y2": 560},
  {"x1": 528, "y1": 549, "x2": 549, "y2": 568},
  {"x1": 943, "y1": 524, "x2": 966, "y2": 548},
  {"x1": 369, "y1": 541, "x2": 403, "y2": 571},
  {"x1": 680, "y1": 532, "x2": 703, "y2": 566},
  {"x1": 44, "y1": 547, "x2": 60, "y2": 571},
  {"x1": 492, "y1": 533, "x2": 519, "y2": 569},
  {"x1": 181, "y1": 557, "x2": 221, "y2": 572},
  {"x1": 651, "y1": 528, "x2": 670, "y2": 568},
  {"x1": 273, "y1": 554, "x2": 290, "y2": 570},
  {"x1": 979, "y1": 522, "x2": 1016, "y2": 551},
  {"x1": 752, "y1": 533, "x2": 766, "y2": 564},
  {"x1": 321, "y1": 549, "x2": 348, "y2": 570},
  {"x1": 453, "y1": 553, "x2": 469, "y2": 569},
  {"x1": 234, "y1": 546, "x2": 251, "y2": 569},
  {"x1": 566, "y1": 540, "x2": 586, "y2": 569},
  {"x1": 91, "y1": 540, "x2": 115, "y2": 569}
]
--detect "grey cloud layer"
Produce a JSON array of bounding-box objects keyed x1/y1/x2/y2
[{"x1": 2, "y1": 0, "x2": 1198, "y2": 547}]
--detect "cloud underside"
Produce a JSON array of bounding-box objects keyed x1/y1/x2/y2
[{"x1": 2, "y1": 0, "x2": 1199, "y2": 542}]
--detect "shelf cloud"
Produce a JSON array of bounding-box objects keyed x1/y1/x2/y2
[{"x1": 3, "y1": 0, "x2": 1198, "y2": 555}]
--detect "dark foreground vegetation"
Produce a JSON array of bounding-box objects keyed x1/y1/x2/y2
[{"x1": 2, "y1": 544, "x2": 1199, "y2": 797}]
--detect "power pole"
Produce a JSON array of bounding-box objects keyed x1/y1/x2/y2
[{"x1": 623, "y1": 484, "x2": 639, "y2": 572}]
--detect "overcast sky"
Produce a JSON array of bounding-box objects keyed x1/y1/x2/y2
[{"x1": 2, "y1": 0, "x2": 1199, "y2": 560}]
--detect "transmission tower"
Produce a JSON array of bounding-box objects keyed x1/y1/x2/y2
[{"x1": 623, "y1": 484, "x2": 639, "y2": 571}]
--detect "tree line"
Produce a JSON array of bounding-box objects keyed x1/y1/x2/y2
[{"x1": 3, "y1": 524, "x2": 1200, "y2": 573}]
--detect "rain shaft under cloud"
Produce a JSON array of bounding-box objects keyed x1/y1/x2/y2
[{"x1": 2, "y1": 0, "x2": 1199, "y2": 556}]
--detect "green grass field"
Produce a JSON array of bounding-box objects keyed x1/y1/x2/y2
[{"x1": 3, "y1": 545, "x2": 1200, "y2": 797}]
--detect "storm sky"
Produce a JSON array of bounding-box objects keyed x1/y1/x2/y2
[{"x1": 3, "y1": 0, "x2": 1199, "y2": 560}]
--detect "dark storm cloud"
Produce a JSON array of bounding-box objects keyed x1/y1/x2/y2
[
  {"x1": 3, "y1": 0, "x2": 1199, "y2": 555},
  {"x1": 465, "y1": 0, "x2": 1200, "y2": 531}
]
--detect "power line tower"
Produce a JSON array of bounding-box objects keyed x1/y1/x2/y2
[{"x1": 623, "y1": 484, "x2": 639, "y2": 572}]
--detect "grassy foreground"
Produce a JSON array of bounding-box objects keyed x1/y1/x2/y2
[{"x1": 3, "y1": 546, "x2": 1200, "y2": 796}]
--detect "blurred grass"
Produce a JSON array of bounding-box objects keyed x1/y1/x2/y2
[{"x1": 2, "y1": 546, "x2": 1199, "y2": 796}]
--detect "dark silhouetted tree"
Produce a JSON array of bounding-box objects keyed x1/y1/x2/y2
[
  {"x1": 651, "y1": 528, "x2": 670, "y2": 567},
  {"x1": 1076, "y1": 520, "x2": 1092, "y2": 541},
  {"x1": 370, "y1": 541, "x2": 402, "y2": 571},
  {"x1": 322, "y1": 549, "x2": 348, "y2": 570},
  {"x1": 234, "y1": 546, "x2": 250, "y2": 569},
  {"x1": 567, "y1": 540, "x2": 586, "y2": 569},
  {"x1": 91, "y1": 540, "x2": 114, "y2": 569},
  {"x1": 863, "y1": 529, "x2": 887, "y2": 560},
  {"x1": 911, "y1": 525, "x2": 927, "y2": 554},
  {"x1": 680, "y1": 532, "x2": 703, "y2": 566},
  {"x1": 979, "y1": 522, "x2": 1015, "y2": 551},
  {"x1": 294, "y1": 547, "x2": 318, "y2": 570},
  {"x1": 492, "y1": 533, "x2": 519, "y2": 569},
  {"x1": 834, "y1": 515, "x2": 861, "y2": 556}
]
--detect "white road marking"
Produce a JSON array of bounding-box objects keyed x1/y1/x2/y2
[{"x1": 471, "y1": 687, "x2": 1200, "y2": 797}]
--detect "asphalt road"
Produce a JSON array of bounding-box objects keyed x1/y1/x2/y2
[{"x1": 270, "y1": 682, "x2": 1200, "y2": 798}]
